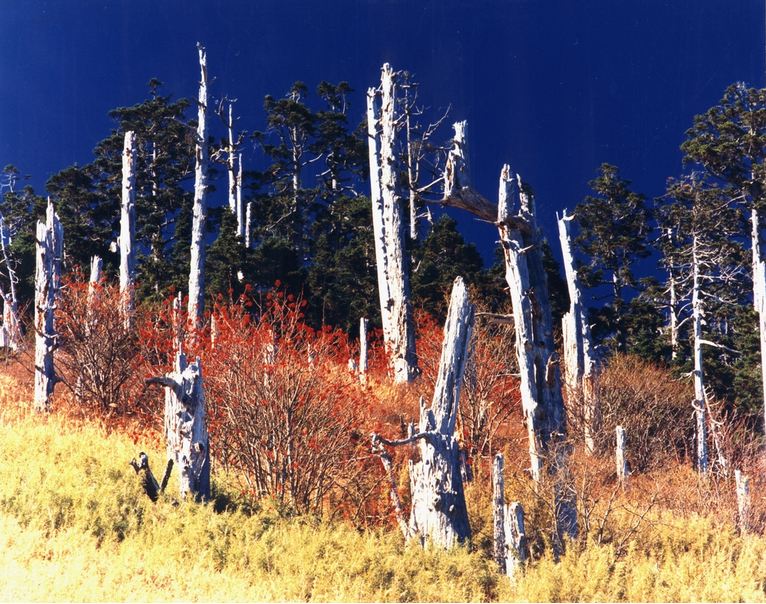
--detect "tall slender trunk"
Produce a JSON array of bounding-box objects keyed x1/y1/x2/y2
[
  {"x1": 558, "y1": 210, "x2": 597, "y2": 452},
  {"x1": 692, "y1": 234, "x2": 708, "y2": 473},
  {"x1": 245, "y1": 200, "x2": 253, "y2": 249},
  {"x1": 188, "y1": 43, "x2": 208, "y2": 326},
  {"x1": 237, "y1": 152, "x2": 245, "y2": 240},
  {"x1": 120, "y1": 131, "x2": 137, "y2": 327},
  {"x1": 404, "y1": 85, "x2": 418, "y2": 241},
  {"x1": 34, "y1": 199, "x2": 63, "y2": 412},
  {"x1": 227, "y1": 102, "x2": 237, "y2": 215},
  {"x1": 751, "y1": 208, "x2": 766, "y2": 432},
  {"x1": 0, "y1": 213, "x2": 21, "y2": 350}
]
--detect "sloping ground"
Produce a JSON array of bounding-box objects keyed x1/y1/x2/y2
[{"x1": 0, "y1": 373, "x2": 765, "y2": 601}]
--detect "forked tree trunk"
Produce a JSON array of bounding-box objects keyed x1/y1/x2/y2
[
  {"x1": 492, "y1": 453, "x2": 528, "y2": 579},
  {"x1": 120, "y1": 130, "x2": 137, "y2": 327},
  {"x1": 147, "y1": 352, "x2": 210, "y2": 501},
  {"x1": 441, "y1": 123, "x2": 577, "y2": 545},
  {"x1": 691, "y1": 234, "x2": 709, "y2": 473},
  {"x1": 188, "y1": 42, "x2": 208, "y2": 326},
  {"x1": 557, "y1": 210, "x2": 597, "y2": 452},
  {"x1": 751, "y1": 208, "x2": 766, "y2": 433},
  {"x1": 34, "y1": 199, "x2": 63, "y2": 412},
  {"x1": 368, "y1": 64, "x2": 417, "y2": 383},
  {"x1": 372, "y1": 277, "x2": 473, "y2": 547}
]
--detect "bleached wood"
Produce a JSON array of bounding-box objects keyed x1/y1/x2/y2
[
  {"x1": 558, "y1": 210, "x2": 597, "y2": 453},
  {"x1": 359, "y1": 317, "x2": 368, "y2": 383},
  {"x1": 691, "y1": 234, "x2": 708, "y2": 473},
  {"x1": 408, "y1": 276, "x2": 473, "y2": 546},
  {"x1": 172, "y1": 291, "x2": 183, "y2": 357},
  {"x1": 188, "y1": 42, "x2": 208, "y2": 326},
  {"x1": 751, "y1": 209, "x2": 766, "y2": 433},
  {"x1": 147, "y1": 353, "x2": 210, "y2": 500},
  {"x1": 378, "y1": 64, "x2": 417, "y2": 383},
  {"x1": 615, "y1": 425, "x2": 628, "y2": 483},
  {"x1": 492, "y1": 453, "x2": 507, "y2": 574},
  {"x1": 0, "y1": 214, "x2": 21, "y2": 351},
  {"x1": 34, "y1": 198, "x2": 63, "y2": 412},
  {"x1": 227, "y1": 102, "x2": 237, "y2": 215},
  {"x1": 735, "y1": 469, "x2": 751, "y2": 533},
  {"x1": 236, "y1": 152, "x2": 245, "y2": 241},
  {"x1": 120, "y1": 131, "x2": 137, "y2": 327},
  {"x1": 245, "y1": 200, "x2": 253, "y2": 249},
  {"x1": 504, "y1": 502, "x2": 528, "y2": 579}
]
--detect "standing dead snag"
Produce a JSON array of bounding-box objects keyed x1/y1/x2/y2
[
  {"x1": 147, "y1": 353, "x2": 210, "y2": 501},
  {"x1": 367, "y1": 64, "x2": 418, "y2": 383},
  {"x1": 615, "y1": 425, "x2": 628, "y2": 484},
  {"x1": 120, "y1": 131, "x2": 137, "y2": 327},
  {"x1": 34, "y1": 199, "x2": 63, "y2": 412},
  {"x1": 188, "y1": 42, "x2": 209, "y2": 326},
  {"x1": 492, "y1": 454, "x2": 528, "y2": 579},
  {"x1": 441, "y1": 121, "x2": 577, "y2": 545},
  {"x1": 372, "y1": 276, "x2": 473, "y2": 547},
  {"x1": 558, "y1": 210, "x2": 597, "y2": 453}
]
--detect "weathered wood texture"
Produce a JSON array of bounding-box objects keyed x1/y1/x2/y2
[
  {"x1": 34, "y1": 199, "x2": 63, "y2": 412},
  {"x1": 615, "y1": 425, "x2": 628, "y2": 484},
  {"x1": 188, "y1": 43, "x2": 208, "y2": 325},
  {"x1": 147, "y1": 353, "x2": 210, "y2": 501},
  {"x1": 367, "y1": 64, "x2": 417, "y2": 383},
  {"x1": 751, "y1": 209, "x2": 766, "y2": 433},
  {"x1": 735, "y1": 469, "x2": 751, "y2": 533},
  {"x1": 691, "y1": 234, "x2": 709, "y2": 473},
  {"x1": 359, "y1": 317, "x2": 368, "y2": 383},
  {"x1": 372, "y1": 277, "x2": 473, "y2": 547},
  {"x1": 558, "y1": 210, "x2": 598, "y2": 452},
  {"x1": 120, "y1": 130, "x2": 137, "y2": 326},
  {"x1": 492, "y1": 453, "x2": 528, "y2": 579},
  {"x1": 0, "y1": 214, "x2": 21, "y2": 351}
]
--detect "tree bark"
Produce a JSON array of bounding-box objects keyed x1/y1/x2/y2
[
  {"x1": 735, "y1": 469, "x2": 751, "y2": 533},
  {"x1": 751, "y1": 209, "x2": 766, "y2": 433},
  {"x1": 188, "y1": 42, "x2": 208, "y2": 326},
  {"x1": 120, "y1": 130, "x2": 137, "y2": 327},
  {"x1": 237, "y1": 152, "x2": 245, "y2": 241},
  {"x1": 558, "y1": 210, "x2": 597, "y2": 453},
  {"x1": 691, "y1": 234, "x2": 709, "y2": 473},
  {"x1": 147, "y1": 352, "x2": 210, "y2": 501},
  {"x1": 227, "y1": 103, "x2": 237, "y2": 215},
  {"x1": 34, "y1": 198, "x2": 63, "y2": 412},
  {"x1": 492, "y1": 453, "x2": 507, "y2": 574},
  {"x1": 245, "y1": 200, "x2": 253, "y2": 249},
  {"x1": 615, "y1": 425, "x2": 628, "y2": 484},
  {"x1": 0, "y1": 214, "x2": 21, "y2": 351},
  {"x1": 359, "y1": 317, "x2": 368, "y2": 383},
  {"x1": 492, "y1": 453, "x2": 528, "y2": 579}
]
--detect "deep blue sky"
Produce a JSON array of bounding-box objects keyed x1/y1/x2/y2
[{"x1": 1, "y1": 0, "x2": 764, "y2": 264}]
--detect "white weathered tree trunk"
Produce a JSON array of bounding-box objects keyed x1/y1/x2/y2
[
  {"x1": 227, "y1": 102, "x2": 237, "y2": 215},
  {"x1": 120, "y1": 130, "x2": 137, "y2": 327},
  {"x1": 188, "y1": 42, "x2": 208, "y2": 326},
  {"x1": 372, "y1": 64, "x2": 418, "y2": 382},
  {"x1": 237, "y1": 152, "x2": 245, "y2": 241},
  {"x1": 34, "y1": 199, "x2": 63, "y2": 412},
  {"x1": 372, "y1": 277, "x2": 473, "y2": 547},
  {"x1": 751, "y1": 209, "x2": 766, "y2": 433},
  {"x1": 735, "y1": 469, "x2": 751, "y2": 533},
  {"x1": 147, "y1": 352, "x2": 210, "y2": 501},
  {"x1": 615, "y1": 425, "x2": 628, "y2": 484},
  {"x1": 558, "y1": 210, "x2": 597, "y2": 452},
  {"x1": 245, "y1": 200, "x2": 253, "y2": 249},
  {"x1": 172, "y1": 291, "x2": 183, "y2": 357},
  {"x1": 492, "y1": 453, "x2": 528, "y2": 579},
  {"x1": 359, "y1": 317, "x2": 368, "y2": 383},
  {"x1": 691, "y1": 234, "x2": 709, "y2": 473}
]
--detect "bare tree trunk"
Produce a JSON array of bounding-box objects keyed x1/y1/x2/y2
[
  {"x1": 372, "y1": 277, "x2": 473, "y2": 547},
  {"x1": 147, "y1": 352, "x2": 210, "y2": 501},
  {"x1": 188, "y1": 43, "x2": 208, "y2": 326},
  {"x1": 615, "y1": 425, "x2": 628, "y2": 484},
  {"x1": 172, "y1": 291, "x2": 183, "y2": 357},
  {"x1": 34, "y1": 199, "x2": 63, "y2": 412},
  {"x1": 379, "y1": 64, "x2": 417, "y2": 383},
  {"x1": 404, "y1": 86, "x2": 418, "y2": 242},
  {"x1": 558, "y1": 210, "x2": 597, "y2": 452},
  {"x1": 245, "y1": 199, "x2": 253, "y2": 249},
  {"x1": 227, "y1": 103, "x2": 237, "y2": 215},
  {"x1": 0, "y1": 214, "x2": 21, "y2": 351},
  {"x1": 359, "y1": 317, "x2": 368, "y2": 383},
  {"x1": 692, "y1": 234, "x2": 708, "y2": 473},
  {"x1": 751, "y1": 209, "x2": 766, "y2": 433},
  {"x1": 735, "y1": 469, "x2": 751, "y2": 533},
  {"x1": 120, "y1": 131, "x2": 137, "y2": 327},
  {"x1": 492, "y1": 453, "x2": 528, "y2": 579},
  {"x1": 237, "y1": 152, "x2": 245, "y2": 241}
]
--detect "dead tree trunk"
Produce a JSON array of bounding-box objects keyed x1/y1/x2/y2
[
  {"x1": 188, "y1": 42, "x2": 208, "y2": 326},
  {"x1": 558, "y1": 210, "x2": 597, "y2": 452},
  {"x1": 0, "y1": 214, "x2": 21, "y2": 351},
  {"x1": 492, "y1": 453, "x2": 528, "y2": 579},
  {"x1": 120, "y1": 130, "x2": 137, "y2": 327},
  {"x1": 359, "y1": 317, "x2": 368, "y2": 383},
  {"x1": 615, "y1": 425, "x2": 628, "y2": 484},
  {"x1": 367, "y1": 64, "x2": 417, "y2": 383},
  {"x1": 34, "y1": 199, "x2": 63, "y2": 412},
  {"x1": 245, "y1": 200, "x2": 253, "y2": 249},
  {"x1": 692, "y1": 234, "x2": 709, "y2": 473},
  {"x1": 735, "y1": 469, "x2": 751, "y2": 533},
  {"x1": 227, "y1": 102, "x2": 237, "y2": 215},
  {"x1": 372, "y1": 277, "x2": 473, "y2": 547},
  {"x1": 237, "y1": 152, "x2": 245, "y2": 241},
  {"x1": 751, "y1": 208, "x2": 766, "y2": 433},
  {"x1": 147, "y1": 352, "x2": 210, "y2": 501},
  {"x1": 441, "y1": 121, "x2": 577, "y2": 545}
]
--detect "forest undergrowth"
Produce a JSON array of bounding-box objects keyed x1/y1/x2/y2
[{"x1": 2, "y1": 357, "x2": 766, "y2": 602}]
